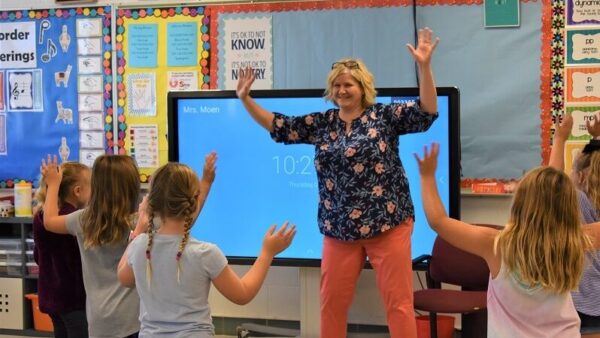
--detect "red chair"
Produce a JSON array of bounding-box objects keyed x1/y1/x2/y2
[{"x1": 412, "y1": 224, "x2": 502, "y2": 338}]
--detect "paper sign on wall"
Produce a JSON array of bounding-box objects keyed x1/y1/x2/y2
[
  {"x1": 484, "y1": 0, "x2": 520, "y2": 28},
  {"x1": 221, "y1": 16, "x2": 273, "y2": 90},
  {"x1": 168, "y1": 71, "x2": 198, "y2": 91},
  {"x1": 0, "y1": 22, "x2": 37, "y2": 69},
  {"x1": 167, "y1": 22, "x2": 198, "y2": 67},
  {"x1": 128, "y1": 24, "x2": 158, "y2": 68}
]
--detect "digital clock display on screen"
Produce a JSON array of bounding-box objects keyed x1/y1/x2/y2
[{"x1": 168, "y1": 88, "x2": 460, "y2": 266}]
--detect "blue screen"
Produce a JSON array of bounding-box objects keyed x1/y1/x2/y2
[{"x1": 171, "y1": 90, "x2": 455, "y2": 263}]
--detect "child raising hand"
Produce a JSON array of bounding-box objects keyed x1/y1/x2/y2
[
  {"x1": 118, "y1": 152, "x2": 296, "y2": 337},
  {"x1": 415, "y1": 143, "x2": 600, "y2": 337}
]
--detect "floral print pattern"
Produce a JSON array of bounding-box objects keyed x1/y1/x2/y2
[{"x1": 270, "y1": 102, "x2": 437, "y2": 240}]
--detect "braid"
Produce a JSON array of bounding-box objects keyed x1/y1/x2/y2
[
  {"x1": 145, "y1": 206, "x2": 155, "y2": 289},
  {"x1": 176, "y1": 196, "x2": 196, "y2": 284}
]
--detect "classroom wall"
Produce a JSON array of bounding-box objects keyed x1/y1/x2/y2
[
  {"x1": 0, "y1": 0, "x2": 544, "y2": 181},
  {"x1": 0, "y1": 0, "x2": 524, "y2": 327}
]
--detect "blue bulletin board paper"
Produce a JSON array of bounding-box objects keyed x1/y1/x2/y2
[
  {"x1": 128, "y1": 24, "x2": 158, "y2": 68},
  {"x1": 167, "y1": 22, "x2": 198, "y2": 67}
]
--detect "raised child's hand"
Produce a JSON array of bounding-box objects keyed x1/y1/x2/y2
[
  {"x1": 414, "y1": 143, "x2": 440, "y2": 177},
  {"x1": 134, "y1": 195, "x2": 150, "y2": 234},
  {"x1": 40, "y1": 154, "x2": 62, "y2": 187},
  {"x1": 201, "y1": 151, "x2": 217, "y2": 186},
  {"x1": 555, "y1": 114, "x2": 573, "y2": 140},
  {"x1": 262, "y1": 222, "x2": 296, "y2": 257},
  {"x1": 587, "y1": 112, "x2": 600, "y2": 139}
]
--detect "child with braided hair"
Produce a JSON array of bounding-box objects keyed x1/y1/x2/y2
[{"x1": 117, "y1": 152, "x2": 296, "y2": 337}]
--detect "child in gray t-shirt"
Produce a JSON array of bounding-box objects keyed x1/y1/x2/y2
[
  {"x1": 118, "y1": 152, "x2": 296, "y2": 337},
  {"x1": 41, "y1": 155, "x2": 142, "y2": 338}
]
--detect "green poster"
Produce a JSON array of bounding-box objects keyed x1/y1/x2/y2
[{"x1": 485, "y1": 0, "x2": 520, "y2": 28}]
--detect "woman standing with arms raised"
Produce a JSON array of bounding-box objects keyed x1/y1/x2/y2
[{"x1": 236, "y1": 28, "x2": 439, "y2": 338}]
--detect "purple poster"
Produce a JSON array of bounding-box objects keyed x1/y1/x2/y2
[{"x1": 568, "y1": 0, "x2": 600, "y2": 25}]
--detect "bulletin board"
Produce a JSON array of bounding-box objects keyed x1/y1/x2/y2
[
  {"x1": 205, "y1": 0, "x2": 548, "y2": 184},
  {"x1": 0, "y1": 6, "x2": 113, "y2": 188},
  {"x1": 116, "y1": 6, "x2": 210, "y2": 182},
  {"x1": 551, "y1": 0, "x2": 600, "y2": 175}
]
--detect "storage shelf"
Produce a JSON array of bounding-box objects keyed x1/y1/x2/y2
[
  {"x1": 0, "y1": 328, "x2": 52, "y2": 337},
  {"x1": 0, "y1": 217, "x2": 33, "y2": 224},
  {"x1": 0, "y1": 217, "x2": 38, "y2": 332}
]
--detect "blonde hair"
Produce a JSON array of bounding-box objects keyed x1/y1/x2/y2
[
  {"x1": 324, "y1": 58, "x2": 377, "y2": 108},
  {"x1": 145, "y1": 163, "x2": 200, "y2": 287},
  {"x1": 497, "y1": 166, "x2": 592, "y2": 294},
  {"x1": 584, "y1": 152, "x2": 600, "y2": 213},
  {"x1": 81, "y1": 155, "x2": 140, "y2": 248},
  {"x1": 34, "y1": 162, "x2": 90, "y2": 214}
]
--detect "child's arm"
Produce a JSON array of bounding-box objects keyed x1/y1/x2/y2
[
  {"x1": 212, "y1": 222, "x2": 296, "y2": 305},
  {"x1": 197, "y1": 152, "x2": 217, "y2": 214},
  {"x1": 586, "y1": 112, "x2": 600, "y2": 139},
  {"x1": 117, "y1": 246, "x2": 135, "y2": 288},
  {"x1": 118, "y1": 196, "x2": 150, "y2": 288},
  {"x1": 549, "y1": 114, "x2": 573, "y2": 170},
  {"x1": 40, "y1": 155, "x2": 69, "y2": 234},
  {"x1": 584, "y1": 221, "x2": 600, "y2": 249},
  {"x1": 415, "y1": 143, "x2": 500, "y2": 270},
  {"x1": 131, "y1": 195, "x2": 149, "y2": 238}
]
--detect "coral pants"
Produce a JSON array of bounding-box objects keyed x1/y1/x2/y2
[{"x1": 320, "y1": 222, "x2": 416, "y2": 338}]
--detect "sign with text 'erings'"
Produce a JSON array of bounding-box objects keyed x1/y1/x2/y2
[{"x1": 0, "y1": 22, "x2": 37, "y2": 69}]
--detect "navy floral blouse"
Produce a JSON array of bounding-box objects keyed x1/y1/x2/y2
[{"x1": 270, "y1": 102, "x2": 438, "y2": 241}]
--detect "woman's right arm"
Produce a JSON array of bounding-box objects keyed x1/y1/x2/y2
[
  {"x1": 40, "y1": 156, "x2": 69, "y2": 234},
  {"x1": 212, "y1": 222, "x2": 296, "y2": 305},
  {"x1": 237, "y1": 67, "x2": 275, "y2": 132}
]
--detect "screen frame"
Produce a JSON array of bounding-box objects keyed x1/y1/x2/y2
[{"x1": 167, "y1": 87, "x2": 461, "y2": 267}]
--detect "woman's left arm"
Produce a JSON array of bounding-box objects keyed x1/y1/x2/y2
[{"x1": 406, "y1": 27, "x2": 439, "y2": 115}]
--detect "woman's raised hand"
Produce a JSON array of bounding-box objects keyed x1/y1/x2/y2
[
  {"x1": 406, "y1": 27, "x2": 440, "y2": 67},
  {"x1": 236, "y1": 67, "x2": 256, "y2": 100}
]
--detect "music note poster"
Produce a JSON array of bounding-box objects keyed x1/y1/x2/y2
[{"x1": 7, "y1": 69, "x2": 43, "y2": 112}]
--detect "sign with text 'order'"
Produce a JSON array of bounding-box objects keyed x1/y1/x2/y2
[{"x1": 0, "y1": 22, "x2": 37, "y2": 69}]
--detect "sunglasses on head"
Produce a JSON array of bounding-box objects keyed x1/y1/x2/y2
[{"x1": 331, "y1": 60, "x2": 360, "y2": 70}]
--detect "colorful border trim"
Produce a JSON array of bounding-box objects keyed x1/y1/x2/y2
[
  {"x1": 0, "y1": 6, "x2": 112, "y2": 188},
  {"x1": 115, "y1": 6, "x2": 210, "y2": 182}
]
